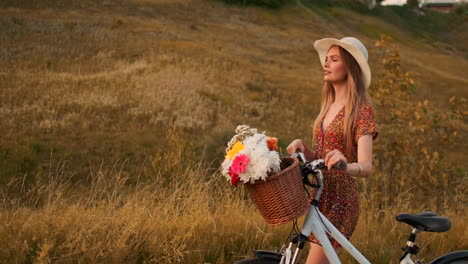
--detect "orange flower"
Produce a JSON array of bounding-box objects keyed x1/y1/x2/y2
[{"x1": 267, "y1": 137, "x2": 278, "y2": 151}]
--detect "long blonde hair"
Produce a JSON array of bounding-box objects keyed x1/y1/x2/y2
[{"x1": 312, "y1": 46, "x2": 370, "y2": 159}]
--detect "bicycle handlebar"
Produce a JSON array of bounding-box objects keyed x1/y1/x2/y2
[
  {"x1": 292, "y1": 149, "x2": 347, "y2": 202},
  {"x1": 292, "y1": 149, "x2": 347, "y2": 171}
]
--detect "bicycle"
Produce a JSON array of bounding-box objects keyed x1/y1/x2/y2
[{"x1": 234, "y1": 150, "x2": 468, "y2": 264}]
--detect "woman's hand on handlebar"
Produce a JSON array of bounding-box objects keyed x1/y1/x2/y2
[
  {"x1": 286, "y1": 139, "x2": 306, "y2": 155},
  {"x1": 325, "y1": 149, "x2": 347, "y2": 171}
]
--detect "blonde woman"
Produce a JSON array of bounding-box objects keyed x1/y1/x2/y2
[{"x1": 287, "y1": 37, "x2": 378, "y2": 264}]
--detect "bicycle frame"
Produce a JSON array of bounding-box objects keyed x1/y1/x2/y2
[
  {"x1": 281, "y1": 153, "x2": 417, "y2": 264},
  {"x1": 235, "y1": 152, "x2": 468, "y2": 264},
  {"x1": 284, "y1": 201, "x2": 415, "y2": 264},
  {"x1": 298, "y1": 203, "x2": 370, "y2": 264}
]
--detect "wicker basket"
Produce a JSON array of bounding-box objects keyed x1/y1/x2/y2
[{"x1": 245, "y1": 157, "x2": 310, "y2": 226}]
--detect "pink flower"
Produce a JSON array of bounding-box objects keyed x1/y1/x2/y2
[{"x1": 230, "y1": 154, "x2": 250, "y2": 174}]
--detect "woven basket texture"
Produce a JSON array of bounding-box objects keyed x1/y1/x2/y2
[{"x1": 245, "y1": 157, "x2": 310, "y2": 226}]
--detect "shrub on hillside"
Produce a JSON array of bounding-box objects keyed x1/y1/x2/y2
[
  {"x1": 452, "y1": 2, "x2": 468, "y2": 16},
  {"x1": 303, "y1": 0, "x2": 368, "y2": 10},
  {"x1": 405, "y1": 0, "x2": 419, "y2": 8},
  {"x1": 220, "y1": 0, "x2": 287, "y2": 8},
  {"x1": 367, "y1": 35, "x2": 466, "y2": 209}
]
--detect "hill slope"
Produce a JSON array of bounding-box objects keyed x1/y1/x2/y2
[{"x1": 0, "y1": 0, "x2": 466, "y2": 178}]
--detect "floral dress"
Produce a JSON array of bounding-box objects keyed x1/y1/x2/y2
[{"x1": 310, "y1": 102, "x2": 378, "y2": 249}]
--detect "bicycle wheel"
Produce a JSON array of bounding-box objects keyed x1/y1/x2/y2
[
  {"x1": 429, "y1": 250, "x2": 468, "y2": 264},
  {"x1": 233, "y1": 257, "x2": 280, "y2": 264}
]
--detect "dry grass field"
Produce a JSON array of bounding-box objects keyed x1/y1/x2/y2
[{"x1": 0, "y1": 0, "x2": 467, "y2": 263}]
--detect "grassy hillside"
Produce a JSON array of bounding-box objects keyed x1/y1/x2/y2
[
  {"x1": 1, "y1": 0, "x2": 466, "y2": 176},
  {"x1": 0, "y1": 0, "x2": 466, "y2": 262}
]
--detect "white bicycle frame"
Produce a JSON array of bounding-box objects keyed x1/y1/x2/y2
[
  {"x1": 291, "y1": 202, "x2": 415, "y2": 264},
  {"x1": 251, "y1": 153, "x2": 467, "y2": 264},
  {"x1": 279, "y1": 156, "x2": 417, "y2": 264}
]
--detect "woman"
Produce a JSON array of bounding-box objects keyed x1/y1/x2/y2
[{"x1": 286, "y1": 37, "x2": 378, "y2": 264}]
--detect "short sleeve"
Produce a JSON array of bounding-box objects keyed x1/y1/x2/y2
[{"x1": 355, "y1": 103, "x2": 378, "y2": 143}]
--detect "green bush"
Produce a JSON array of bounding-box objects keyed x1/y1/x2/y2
[
  {"x1": 303, "y1": 0, "x2": 369, "y2": 10},
  {"x1": 452, "y1": 3, "x2": 468, "y2": 17},
  {"x1": 405, "y1": 0, "x2": 419, "y2": 8},
  {"x1": 220, "y1": 0, "x2": 287, "y2": 8}
]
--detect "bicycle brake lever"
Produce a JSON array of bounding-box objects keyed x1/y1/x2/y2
[
  {"x1": 309, "y1": 159, "x2": 327, "y2": 171},
  {"x1": 293, "y1": 149, "x2": 307, "y2": 163},
  {"x1": 301, "y1": 168, "x2": 317, "y2": 187}
]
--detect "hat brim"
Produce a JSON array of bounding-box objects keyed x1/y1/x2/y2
[{"x1": 314, "y1": 38, "x2": 371, "y2": 89}]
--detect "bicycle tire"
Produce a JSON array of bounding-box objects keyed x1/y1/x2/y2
[
  {"x1": 233, "y1": 258, "x2": 280, "y2": 264},
  {"x1": 429, "y1": 250, "x2": 468, "y2": 264}
]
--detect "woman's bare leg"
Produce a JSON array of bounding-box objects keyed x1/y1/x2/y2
[{"x1": 306, "y1": 243, "x2": 341, "y2": 264}]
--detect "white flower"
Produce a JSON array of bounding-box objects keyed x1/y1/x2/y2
[{"x1": 221, "y1": 128, "x2": 281, "y2": 184}]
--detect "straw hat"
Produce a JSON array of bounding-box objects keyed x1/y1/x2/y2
[{"x1": 314, "y1": 37, "x2": 371, "y2": 89}]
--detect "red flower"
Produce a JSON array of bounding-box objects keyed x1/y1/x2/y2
[{"x1": 228, "y1": 171, "x2": 240, "y2": 187}]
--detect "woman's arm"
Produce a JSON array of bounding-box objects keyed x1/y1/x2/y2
[
  {"x1": 325, "y1": 135, "x2": 373, "y2": 177},
  {"x1": 346, "y1": 134, "x2": 373, "y2": 178}
]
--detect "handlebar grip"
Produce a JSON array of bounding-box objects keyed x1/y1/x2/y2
[{"x1": 333, "y1": 160, "x2": 347, "y2": 170}]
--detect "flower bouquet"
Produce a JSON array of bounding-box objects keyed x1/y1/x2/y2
[
  {"x1": 221, "y1": 125, "x2": 281, "y2": 187},
  {"x1": 221, "y1": 125, "x2": 310, "y2": 226}
]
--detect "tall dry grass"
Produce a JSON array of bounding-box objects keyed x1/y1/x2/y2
[
  {"x1": 0, "y1": 126, "x2": 466, "y2": 263},
  {"x1": 0, "y1": 131, "x2": 291, "y2": 263}
]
